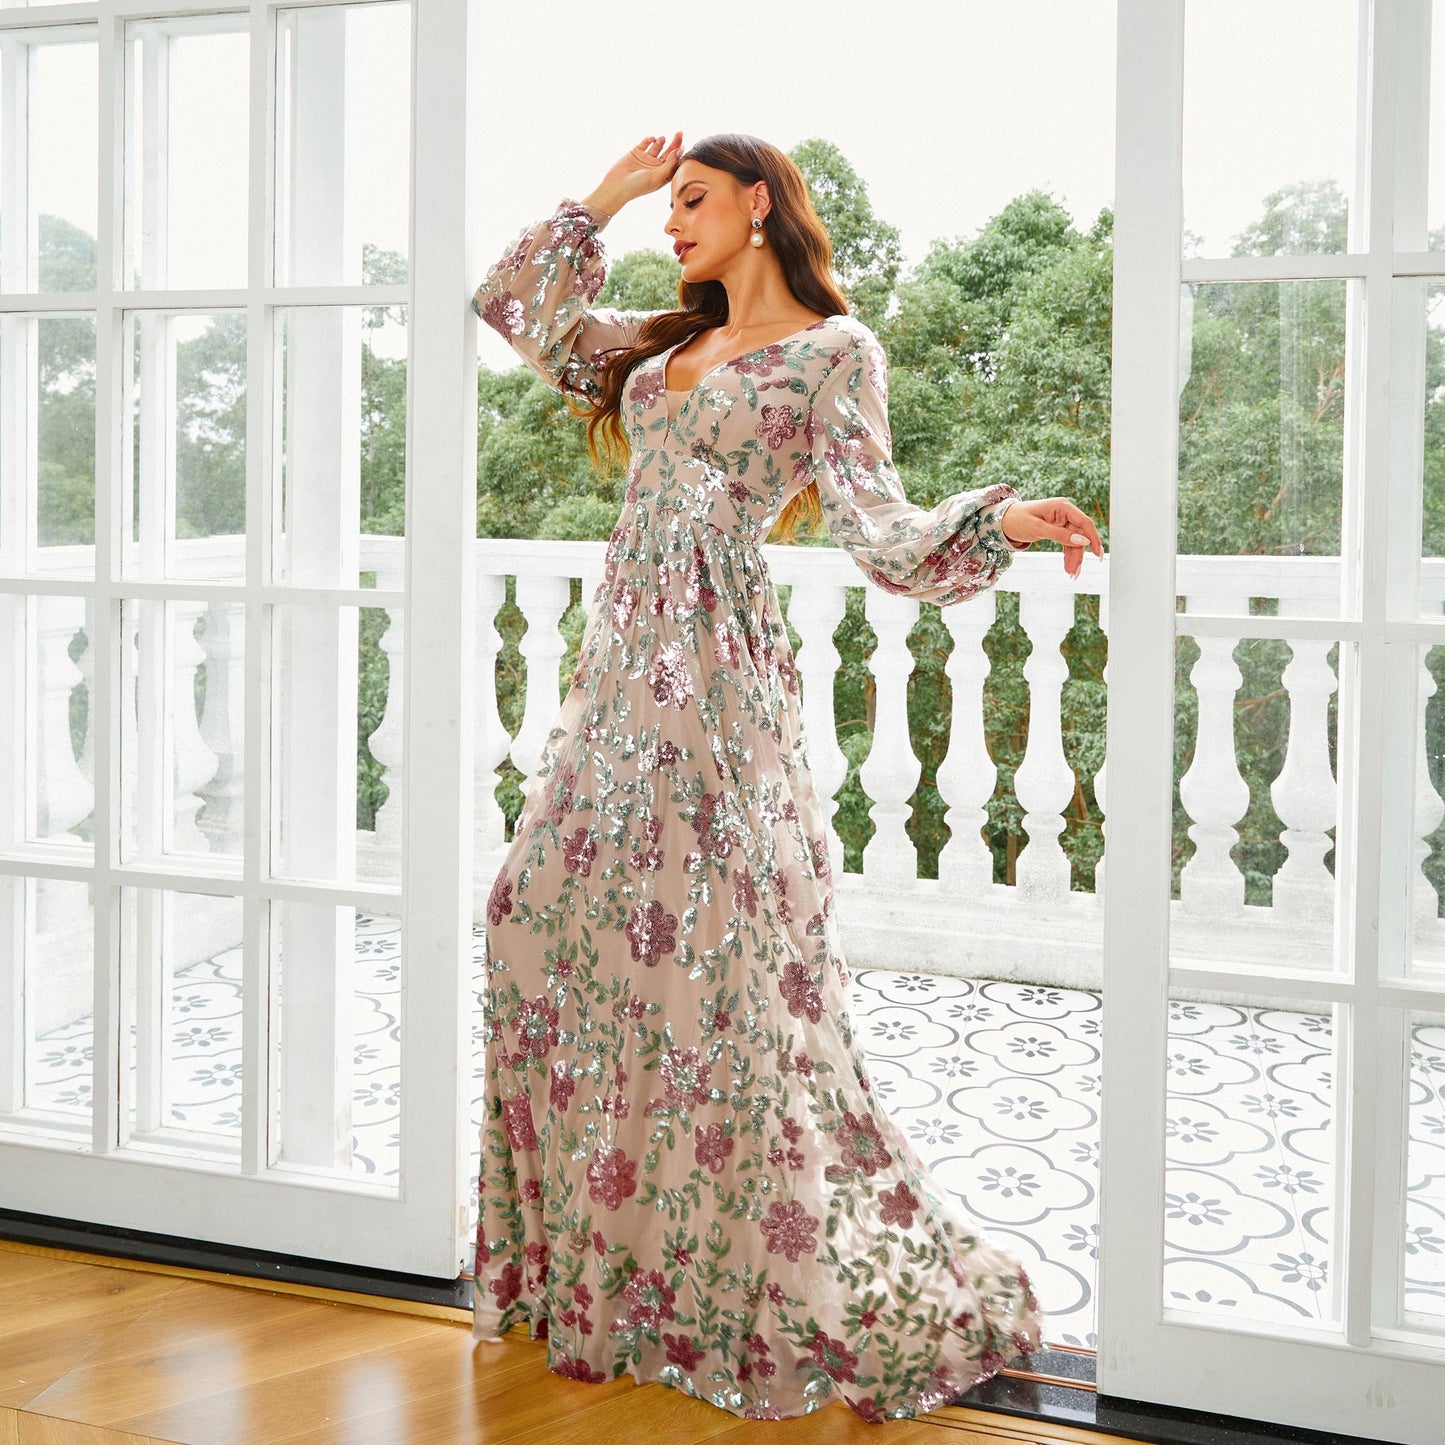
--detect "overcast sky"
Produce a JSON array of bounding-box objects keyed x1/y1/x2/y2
[{"x1": 30, "y1": 0, "x2": 1391, "y2": 304}]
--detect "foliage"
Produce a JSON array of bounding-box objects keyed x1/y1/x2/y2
[
  {"x1": 790, "y1": 138, "x2": 903, "y2": 329},
  {"x1": 596, "y1": 249, "x2": 683, "y2": 313}
]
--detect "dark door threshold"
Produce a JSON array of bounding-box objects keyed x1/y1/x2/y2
[
  {"x1": 0, "y1": 1210, "x2": 1404, "y2": 1445},
  {"x1": 960, "y1": 1364, "x2": 1399, "y2": 1445},
  {"x1": 0, "y1": 1207, "x2": 470, "y2": 1310}
]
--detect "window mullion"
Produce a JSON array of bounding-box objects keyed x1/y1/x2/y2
[
  {"x1": 90, "y1": 10, "x2": 122, "y2": 1158},
  {"x1": 241, "y1": 0, "x2": 272, "y2": 1178},
  {"x1": 1336, "y1": 0, "x2": 1403, "y2": 1351}
]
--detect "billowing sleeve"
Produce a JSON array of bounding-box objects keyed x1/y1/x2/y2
[
  {"x1": 803, "y1": 330, "x2": 1028, "y2": 605},
  {"x1": 472, "y1": 197, "x2": 654, "y2": 405}
]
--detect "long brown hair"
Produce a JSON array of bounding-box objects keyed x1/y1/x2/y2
[{"x1": 571, "y1": 134, "x2": 850, "y2": 544}]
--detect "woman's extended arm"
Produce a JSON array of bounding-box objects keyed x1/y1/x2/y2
[
  {"x1": 805, "y1": 329, "x2": 1024, "y2": 605},
  {"x1": 805, "y1": 328, "x2": 1102, "y2": 600}
]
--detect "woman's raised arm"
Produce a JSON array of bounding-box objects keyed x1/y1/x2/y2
[{"x1": 472, "y1": 134, "x2": 686, "y2": 404}]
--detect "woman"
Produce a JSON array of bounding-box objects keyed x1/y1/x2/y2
[{"x1": 471, "y1": 131, "x2": 1101, "y2": 1422}]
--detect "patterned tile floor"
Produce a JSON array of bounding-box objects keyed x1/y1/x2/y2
[{"x1": 27, "y1": 912, "x2": 1445, "y2": 1348}]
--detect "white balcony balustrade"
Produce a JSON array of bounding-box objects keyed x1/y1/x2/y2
[{"x1": 25, "y1": 537, "x2": 1445, "y2": 993}]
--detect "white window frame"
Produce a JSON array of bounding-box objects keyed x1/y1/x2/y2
[
  {"x1": 1101, "y1": 3, "x2": 1445, "y2": 1438},
  {"x1": 0, "y1": 0, "x2": 480, "y2": 1280}
]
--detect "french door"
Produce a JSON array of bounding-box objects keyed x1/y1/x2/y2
[
  {"x1": 0, "y1": 0, "x2": 479, "y2": 1277},
  {"x1": 1101, "y1": 2, "x2": 1445, "y2": 1438}
]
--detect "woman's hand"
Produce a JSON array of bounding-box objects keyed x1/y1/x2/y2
[
  {"x1": 1000, "y1": 498, "x2": 1104, "y2": 577},
  {"x1": 584, "y1": 133, "x2": 685, "y2": 218}
]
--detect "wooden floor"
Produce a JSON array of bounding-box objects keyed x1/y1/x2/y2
[{"x1": 0, "y1": 1242, "x2": 1120, "y2": 1445}]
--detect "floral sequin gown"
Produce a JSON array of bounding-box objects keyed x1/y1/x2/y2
[{"x1": 469, "y1": 197, "x2": 1043, "y2": 1422}]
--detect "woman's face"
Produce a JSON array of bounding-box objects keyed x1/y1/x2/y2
[{"x1": 663, "y1": 160, "x2": 762, "y2": 282}]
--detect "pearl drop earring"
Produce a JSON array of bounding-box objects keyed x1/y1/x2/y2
[{"x1": 749, "y1": 218, "x2": 765, "y2": 248}]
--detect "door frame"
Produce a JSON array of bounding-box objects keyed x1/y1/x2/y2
[{"x1": 1099, "y1": 3, "x2": 1445, "y2": 1438}]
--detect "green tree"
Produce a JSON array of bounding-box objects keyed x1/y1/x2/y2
[
  {"x1": 789, "y1": 138, "x2": 903, "y2": 329},
  {"x1": 596, "y1": 250, "x2": 680, "y2": 313},
  {"x1": 36, "y1": 216, "x2": 100, "y2": 547}
]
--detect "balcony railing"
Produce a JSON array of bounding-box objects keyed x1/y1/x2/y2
[{"x1": 19, "y1": 536, "x2": 1445, "y2": 1000}]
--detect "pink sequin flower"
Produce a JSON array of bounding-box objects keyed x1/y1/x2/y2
[
  {"x1": 755, "y1": 403, "x2": 799, "y2": 450},
  {"x1": 620, "y1": 1267, "x2": 677, "y2": 1330},
  {"x1": 513, "y1": 995, "x2": 559, "y2": 1061},
  {"x1": 836, "y1": 1110, "x2": 892, "y2": 1176},
  {"x1": 488, "y1": 1261, "x2": 523, "y2": 1310},
  {"x1": 664, "y1": 1332, "x2": 705, "y2": 1371},
  {"x1": 647, "y1": 640, "x2": 696, "y2": 709},
  {"x1": 693, "y1": 1122, "x2": 735, "y2": 1175},
  {"x1": 625, "y1": 898, "x2": 679, "y2": 968},
  {"x1": 878, "y1": 1180, "x2": 921, "y2": 1228},
  {"x1": 586, "y1": 1146, "x2": 638, "y2": 1210},
  {"x1": 805, "y1": 1328, "x2": 860, "y2": 1383},
  {"x1": 759, "y1": 1199, "x2": 819, "y2": 1262},
  {"x1": 779, "y1": 959, "x2": 823, "y2": 1024},
  {"x1": 481, "y1": 293, "x2": 525, "y2": 339},
  {"x1": 486, "y1": 870, "x2": 513, "y2": 927},
  {"x1": 501, "y1": 1094, "x2": 537, "y2": 1152},
  {"x1": 562, "y1": 826, "x2": 597, "y2": 877}
]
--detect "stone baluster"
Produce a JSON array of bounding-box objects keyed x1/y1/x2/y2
[
  {"x1": 1092, "y1": 588, "x2": 1110, "y2": 898},
  {"x1": 1269, "y1": 603, "x2": 1338, "y2": 921},
  {"x1": 76, "y1": 602, "x2": 96, "y2": 798},
  {"x1": 35, "y1": 597, "x2": 92, "y2": 843},
  {"x1": 169, "y1": 601, "x2": 218, "y2": 855},
  {"x1": 784, "y1": 577, "x2": 849, "y2": 881},
  {"x1": 196, "y1": 602, "x2": 245, "y2": 855},
  {"x1": 937, "y1": 588, "x2": 997, "y2": 891},
  {"x1": 365, "y1": 606, "x2": 404, "y2": 878},
  {"x1": 1178, "y1": 594, "x2": 1250, "y2": 915},
  {"x1": 475, "y1": 571, "x2": 510, "y2": 857},
  {"x1": 1013, "y1": 587, "x2": 1077, "y2": 901},
  {"x1": 859, "y1": 589, "x2": 921, "y2": 882},
  {"x1": 510, "y1": 572, "x2": 571, "y2": 791},
  {"x1": 1414, "y1": 650, "x2": 1445, "y2": 933}
]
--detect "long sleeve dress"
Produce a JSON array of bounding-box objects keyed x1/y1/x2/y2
[{"x1": 470, "y1": 197, "x2": 1043, "y2": 1423}]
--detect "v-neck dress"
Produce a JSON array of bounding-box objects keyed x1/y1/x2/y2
[{"x1": 469, "y1": 196, "x2": 1042, "y2": 1423}]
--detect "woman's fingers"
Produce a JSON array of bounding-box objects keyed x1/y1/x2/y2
[{"x1": 1009, "y1": 497, "x2": 1104, "y2": 572}]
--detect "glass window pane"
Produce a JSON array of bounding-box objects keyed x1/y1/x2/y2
[
  {"x1": 5, "y1": 877, "x2": 95, "y2": 1139},
  {"x1": 38, "y1": 316, "x2": 97, "y2": 566},
  {"x1": 119, "y1": 597, "x2": 245, "y2": 869},
  {"x1": 1408, "y1": 1011, "x2": 1445, "y2": 1320},
  {"x1": 122, "y1": 311, "x2": 247, "y2": 584},
  {"x1": 124, "y1": 20, "x2": 248, "y2": 291},
  {"x1": 5, "y1": 594, "x2": 96, "y2": 852},
  {"x1": 1164, "y1": 996, "x2": 1338, "y2": 1327},
  {"x1": 1412, "y1": 644, "x2": 1445, "y2": 977},
  {"x1": 121, "y1": 886, "x2": 243, "y2": 1161},
  {"x1": 1172, "y1": 631, "x2": 1344, "y2": 974},
  {"x1": 0, "y1": 39, "x2": 99, "y2": 292},
  {"x1": 1417, "y1": 284, "x2": 1445, "y2": 591},
  {"x1": 269, "y1": 903, "x2": 401, "y2": 1191},
  {"x1": 274, "y1": 306, "x2": 407, "y2": 589},
  {"x1": 1428, "y1": 2, "x2": 1445, "y2": 250},
  {"x1": 1, "y1": 316, "x2": 98, "y2": 580},
  {"x1": 1183, "y1": 0, "x2": 1355, "y2": 256},
  {"x1": 34, "y1": 40, "x2": 99, "y2": 292},
  {"x1": 272, "y1": 603, "x2": 400, "y2": 888},
  {"x1": 1179, "y1": 280, "x2": 1347, "y2": 560},
  {"x1": 275, "y1": 3, "x2": 412, "y2": 288}
]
